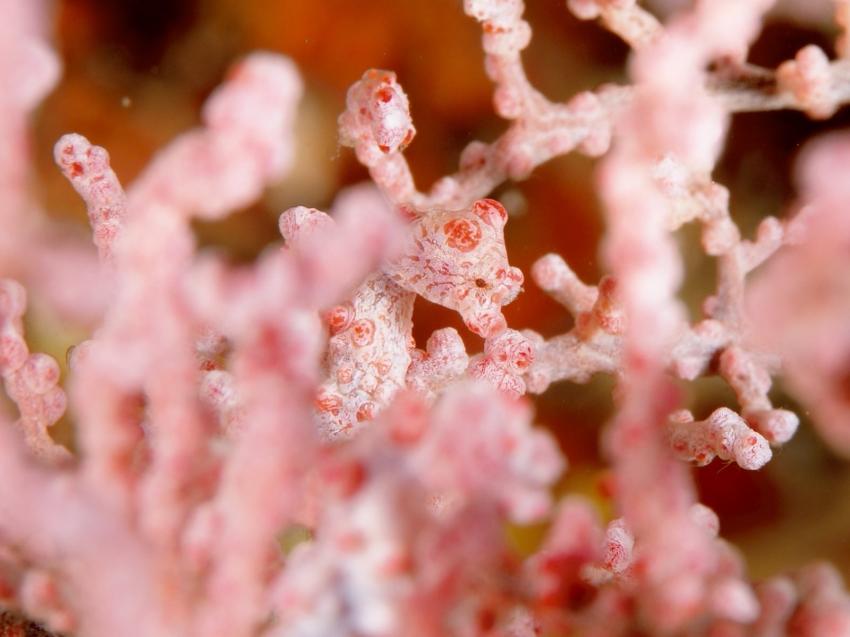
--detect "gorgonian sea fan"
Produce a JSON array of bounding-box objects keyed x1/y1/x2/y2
[{"x1": 0, "y1": 0, "x2": 850, "y2": 636}]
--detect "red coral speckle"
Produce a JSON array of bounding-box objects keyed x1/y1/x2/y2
[
  {"x1": 443, "y1": 218, "x2": 482, "y2": 253},
  {"x1": 315, "y1": 391, "x2": 342, "y2": 414},
  {"x1": 324, "y1": 303, "x2": 355, "y2": 335},
  {"x1": 472, "y1": 198, "x2": 508, "y2": 226},
  {"x1": 356, "y1": 401, "x2": 376, "y2": 422},
  {"x1": 350, "y1": 318, "x2": 376, "y2": 347}
]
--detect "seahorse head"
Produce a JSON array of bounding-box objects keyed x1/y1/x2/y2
[{"x1": 386, "y1": 198, "x2": 523, "y2": 337}]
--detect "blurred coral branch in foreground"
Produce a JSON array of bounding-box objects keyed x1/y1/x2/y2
[{"x1": 2, "y1": 0, "x2": 850, "y2": 635}]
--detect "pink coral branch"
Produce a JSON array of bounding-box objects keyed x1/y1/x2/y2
[
  {"x1": 0, "y1": 0, "x2": 108, "y2": 326},
  {"x1": 338, "y1": 0, "x2": 850, "y2": 215},
  {"x1": 53, "y1": 135, "x2": 127, "y2": 264},
  {"x1": 747, "y1": 132, "x2": 850, "y2": 456},
  {"x1": 269, "y1": 384, "x2": 562, "y2": 636},
  {"x1": 667, "y1": 407, "x2": 772, "y2": 470},
  {"x1": 592, "y1": 0, "x2": 776, "y2": 629},
  {"x1": 187, "y1": 184, "x2": 402, "y2": 636},
  {"x1": 0, "y1": 279, "x2": 69, "y2": 463},
  {"x1": 406, "y1": 328, "x2": 469, "y2": 401},
  {"x1": 128, "y1": 53, "x2": 302, "y2": 219},
  {"x1": 67, "y1": 54, "x2": 305, "y2": 543},
  {"x1": 0, "y1": 0, "x2": 60, "y2": 261},
  {"x1": 0, "y1": 424, "x2": 173, "y2": 637},
  {"x1": 525, "y1": 251, "x2": 797, "y2": 458},
  {"x1": 567, "y1": 0, "x2": 663, "y2": 49}
]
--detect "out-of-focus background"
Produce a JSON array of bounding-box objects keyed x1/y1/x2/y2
[{"x1": 26, "y1": 0, "x2": 850, "y2": 581}]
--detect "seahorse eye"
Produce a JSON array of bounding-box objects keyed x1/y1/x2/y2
[{"x1": 475, "y1": 278, "x2": 487, "y2": 288}]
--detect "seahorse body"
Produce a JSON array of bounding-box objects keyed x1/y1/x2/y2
[{"x1": 280, "y1": 198, "x2": 522, "y2": 439}]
